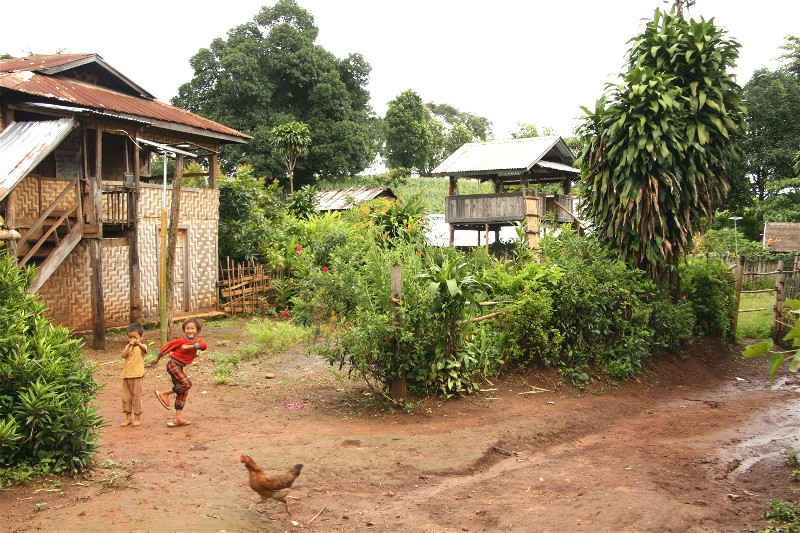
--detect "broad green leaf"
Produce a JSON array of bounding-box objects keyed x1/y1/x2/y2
[
  {"x1": 768, "y1": 352, "x2": 785, "y2": 381},
  {"x1": 742, "y1": 340, "x2": 772, "y2": 359},
  {"x1": 789, "y1": 352, "x2": 800, "y2": 373}
]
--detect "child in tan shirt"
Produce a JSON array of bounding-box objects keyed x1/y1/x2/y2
[{"x1": 121, "y1": 323, "x2": 147, "y2": 427}]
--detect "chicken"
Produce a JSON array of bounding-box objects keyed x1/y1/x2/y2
[{"x1": 240, "y1": 455, "x2": 303, "y2": 516}]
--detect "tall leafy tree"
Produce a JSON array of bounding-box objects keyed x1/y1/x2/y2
[
  {"x1": 579, "y1": 9, "x2": 745, "y2": 284},
  {"x1": 384, "y1": 90, "x2": 434, "y2": 171},
  {"x1": 173, "y1": 0, "x2": 377, "y2": 185},
  {"x1": 426, "y1": 102, "x2": 492, "y2": 141},
  {"x1": 742, "y1": 68, "x2": 800, "y2": 202},
  {"x1": 269, "y1": 121, "x2": 311, "y2": 193}
]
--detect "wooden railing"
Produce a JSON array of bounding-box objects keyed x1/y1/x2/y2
[
  {"x1": 445, "y1": 193, "x2": 576, "y2": 225},
  {"x1": 102, "y1": 186, "x2": 133, "y2": 225}
]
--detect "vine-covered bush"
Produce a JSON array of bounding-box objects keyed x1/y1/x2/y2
[
  {"x1": 0, "y1": 250, "x2": 102, "y2": 484},
  {"x1": 680, "y1": 258, "x2": 736, "y2": 342}
]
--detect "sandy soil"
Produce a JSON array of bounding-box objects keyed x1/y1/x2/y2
[{"x1": 2, "y1": 319, "x2": 799, "y2": 533}]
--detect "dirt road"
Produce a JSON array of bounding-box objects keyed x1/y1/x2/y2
[{"x1": 2, "y1": 323, "x2": 798, "y2": 533}]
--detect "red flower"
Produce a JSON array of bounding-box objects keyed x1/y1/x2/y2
[
  {"x1": 295, "y1": 245, "x2": 302, "y2": 254},
  {"x1": 322, "y1": 267, "x2": 329, "y2": 273},
  {"x1": 281, "y1": 311, "x2": 290, "y2": 318}
]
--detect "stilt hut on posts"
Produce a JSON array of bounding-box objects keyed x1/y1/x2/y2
[
  {"x1": 0, "y1": 54, "x2": 250, "y2": 346},
  {"x1": 430, "y1": 136, "x2": 580, "y2": 250}
]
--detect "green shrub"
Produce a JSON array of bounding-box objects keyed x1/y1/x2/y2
[
  {"x1": 0, "y1": 250, "x2": 102, "y2": 482},
  {"x1": 650, "y1": 300, "x2": 696, "y2": 352},
  {"x1": 763, "y1": 498, "x2": 800, "y2": 531},
  {"x1": 680, "y1": 258, "x2": 736, "y2": 342}
]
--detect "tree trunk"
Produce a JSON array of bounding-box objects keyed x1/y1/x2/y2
[{"x1": 165, "y1": 155, "x2": 184, "y2": 338}]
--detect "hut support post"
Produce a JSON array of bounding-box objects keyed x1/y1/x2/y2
[
  {"x1": 129, "y1": 135, "x2": 142, "y2": 324},
  {"x1": 775, "y1": 260, "x2": 786, "y2": 339},
  {"x1": 209, "y1": 153, "x2": 218, "y2": 189},
  {"x1": 732, "y1": 256, "x2": 745, "y2": 337},
  {"x1": 448, "y1": 176, "x2": 457, "y2": 247},
  {"x1": 165, "y1": 154, "x2": 184, "y2": 339},
  {"x1": 389, "y1": 264, "x2": 407, "y2": 400},
  {"x1": 90, "y1": 127, "x2": 105, "y2": 349},
  {"x1": 485, "y1": 224, "x2": 489, "y2": 254},
  {"x1": 5, "y1": 189, "x2": 17, "y2": 256}
]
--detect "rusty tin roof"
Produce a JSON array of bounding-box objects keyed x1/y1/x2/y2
[
  {"x1": 0, "y1": 54, "x2": 250, "y2": 143},
  {"x1": 315, "y1": 187, "x2": 396, "y2": 211},
  {"x1": 0, "y1": 118, "x2": 76, "y2": 201}
]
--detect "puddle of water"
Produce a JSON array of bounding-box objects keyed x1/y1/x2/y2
[{"x1": 717, "y1": 395, "x2": 800, "y2": 477}]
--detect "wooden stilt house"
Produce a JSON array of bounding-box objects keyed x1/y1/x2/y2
[
  {"x1": 430, "y1": 136, "x2": 581, "y2": 250},
  {"x1": 0, "y1": 54, "x2": 250, "y2": 346}
]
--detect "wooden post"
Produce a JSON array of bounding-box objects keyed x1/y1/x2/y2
[
  {"x1": 484, "y1": 223, "x2": 489, "y2": 254},
  {"x1": 129, "y1": 136, "x2": 142, "y2": 324},
  {"x1": 389, "y1": 264, "x2": 407, "y2": 401},
  {"x1": 165, "y1": 154, "x2": 184, "y2": 338},
  {"x1": 731, "y1": 255, "x2": 745, "y2": 338},
  {"x1": 209, "y1": 153, "x2": 219, "y2": 189},
  {"x1": 775, "y1": 259, "x2": 786, "y2": 340},
  {"x1": 6, "y1": 189, "x2": 17, "y2": 257},
  {"x1": 448, "y1": 176, "x2": 457, "y2": 247},
  {"x1": 521, "y1": 177, "x2": 529, "y2": 197},
  {"x1": 90, "y1": 127, "x2": 105, "y2": 349},
  {"x1": 0, "y1": 104, "x2": 13, "y2": 131}
]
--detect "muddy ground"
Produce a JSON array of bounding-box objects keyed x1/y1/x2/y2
[{"x1": 2, "y1": 318, "x2": 800, "y2": 533}]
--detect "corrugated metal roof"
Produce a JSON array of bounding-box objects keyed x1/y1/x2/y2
[
  {"x1": 0, "y1": 71, "x2": 250, "y2": 141},
  {"x1": 0, "y1": 54, "x2": 94, "y2": 73},
  {"x1": 315, "y1": 187, "x2": 396, "y2": 211},
  {"x1": 431, "y1": 136, "x2": 575, "y2": 177},
  {"x1": 0, "y1": 118, "x2": 76, "y2": 201},
  {"x1": 536, "y1": 160, "x2": 580, "y2": 174}
]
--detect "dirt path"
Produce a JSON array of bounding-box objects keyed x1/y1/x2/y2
[{"x1": 2, "y1": 322, "x2": 799, "y2": 533}]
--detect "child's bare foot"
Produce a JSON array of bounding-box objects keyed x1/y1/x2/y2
[
  {"x1": 167, "y1": 419, "x2": 191, "y2": 427},
  {"x1": 120, "y1": 419, "x2": 131, "y2": 427},
  {"x1": 132, "y1": 416, "x2": 141, "y2": 427}
]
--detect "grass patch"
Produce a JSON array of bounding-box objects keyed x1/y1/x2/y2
[
  {"x1": 762, "y1": 498, "x2": 800, "y2": 531},
  {"x1": 211, "y1": 320, "x2": 308, "y2": 384},
  {"x1": 737, "y1": 291, "x2": 774, "y2": 339},
  {"x1": 246, "y1": 320, "x2": 308, "y2": 354}
]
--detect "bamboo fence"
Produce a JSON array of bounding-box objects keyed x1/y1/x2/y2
[{"x1": 218, "y1": 258, "x2": 283, "y2": 314}]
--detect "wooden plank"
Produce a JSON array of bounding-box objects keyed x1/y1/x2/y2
[{"x1": 27, "y1": 221, "x2": 82, "y2": 294}]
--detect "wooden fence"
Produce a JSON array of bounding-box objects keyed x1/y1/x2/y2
[
  {"x1": 217, "y1": 258, "x2": 283, "y2": 314},
  {"x1": 731, "y1": 256, "x2": 800, "y2": 338}
]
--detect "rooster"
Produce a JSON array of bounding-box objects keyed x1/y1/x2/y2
[{"x1": 240, "y1": 455, "x2": 303, "y2": 516}]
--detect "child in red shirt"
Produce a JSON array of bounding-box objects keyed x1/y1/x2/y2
[{"x1": 154, "y1": 318, "x2": 207, "y2": 427}]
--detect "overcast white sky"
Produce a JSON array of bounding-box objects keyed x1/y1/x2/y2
[{"x1": 2, "y1": 1, "x2": 798, "y2": 139}]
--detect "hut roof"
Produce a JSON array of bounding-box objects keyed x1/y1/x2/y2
[
  {"x1": 315, "y1": 187, "x2": 396, "y2": 211},
  {"x1": 430, "y1": 136, "x2": 578, "y2": 180},
  {"x1": 0, "y1": 54, "x2": 250, "y2": 143}
]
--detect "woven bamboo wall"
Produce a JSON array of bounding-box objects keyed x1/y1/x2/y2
[
  {"x1": 26, "y1": 182, "x2": 218, "y2": 330},
  {"x1": 37, "y1": 238, "x2": 131, "y2": 330},
  {"x1": 13, "y1": 176, "x2": 79, "y2": 222},
  {"x1": 137, "y1": 183, "x2": 219, "y2": 317}
]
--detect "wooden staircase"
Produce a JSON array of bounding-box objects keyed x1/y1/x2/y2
[{"x1": 13, "y1": 180, "x2": 84, "y2": 294}]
